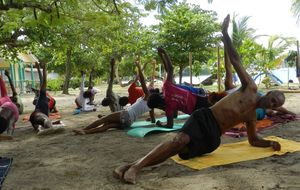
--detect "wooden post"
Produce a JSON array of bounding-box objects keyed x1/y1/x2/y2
[
  {"x1": 297, "y1": 41, "x2": 300, "y2": 85},
  {"x1": 217, "y1": 46, "x2": 221, "y2": 92},
  {"x1": 189, "y1": 52, "x2": 192, "y2": 85},
  {"x1": 30, "y1": 63, "x2": 35, "y2": 88}
]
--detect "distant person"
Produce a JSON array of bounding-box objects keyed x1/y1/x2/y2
[
  {"x1": 32, "y1": 62, "x2": 58, "y2": 113},
  {"x1": 114, "y1": 15, "x2": 285, "y2": 184},
  {"x1": 75, "y1": 71, "x2": 97, "y2": 112},
  {"x1": 29, "y1": 62, "x2": 63, "y2": 134},
  {"x1": 72, "y1": 60, "x2": 155, "y2": 135},
  {"x1": 146, "y1": 47, "x2": 221, "y2": 128}
]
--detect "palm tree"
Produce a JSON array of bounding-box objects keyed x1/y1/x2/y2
[
  {"x1": 231, "y1": 14, "x2": 256, "y2": 49},
  {"x1": 291, "y1": 0, "x2": 300, "y2": 23}
]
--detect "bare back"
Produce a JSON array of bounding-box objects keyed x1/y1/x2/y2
[{"x1": 211, "y1": 86, "x2": 258, "y2": 134}]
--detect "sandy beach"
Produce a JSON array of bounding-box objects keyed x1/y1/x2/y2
[{"x1": 0, "y1": 85, "x2": 299, "y2": 190}]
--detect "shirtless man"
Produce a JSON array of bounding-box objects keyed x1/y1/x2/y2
[{"x1": 113, "y1": 15, "x2": 284, "y2": 184}]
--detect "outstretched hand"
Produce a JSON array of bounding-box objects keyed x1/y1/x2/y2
[{"x1": 271, "y1": 141, "x2": 281, "y2": 151}]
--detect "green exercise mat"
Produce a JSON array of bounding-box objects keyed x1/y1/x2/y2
[
  {"x1": 130, "y1": 114, "x2": 189, "y2": 128},
  {"x1": 127, "y1": 123, "x2": 185, "y2": 138}
]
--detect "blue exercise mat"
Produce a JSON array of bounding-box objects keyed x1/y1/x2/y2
[
  {"x1": 127, "y1": 123, "x2": 185, "y2": 138},
  {"x1": 0, "y1": 157, "x2": 13, "y2": 189},
  {"x1": 130, "y1": 114, "x2": 189, "y2": 128}
]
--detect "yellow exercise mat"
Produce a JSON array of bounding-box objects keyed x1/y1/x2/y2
[{"x1": 171, "y1": 136, "x2": 300, "y2": 170}]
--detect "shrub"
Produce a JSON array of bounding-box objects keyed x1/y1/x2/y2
[{"x1": 47, "y1": 79, "x2": 64, "y2": 92}]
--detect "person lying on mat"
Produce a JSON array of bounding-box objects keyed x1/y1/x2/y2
[
  {"x1": 29, "y1": 62, "x2": 63, "y2": 134},
  {"x1": 4, "y1": 70, "x2": 24, "y2": 114},
  {"x1": 147, "y1": 47, "x2": 224, "y2": 129},
  {"x1": 74, "y1": 71, "x2": 97, "y2": 112},
  {"x1": 101, "y1": 58, "x2": 129, "y2": 113},
  {"x1": 114, "y1": 15, "x2": 284, "y2": 184},
  {"x1": 32, "y1": 62, "x2": 58, "y2": 113},
  {"x1": 72, "y1": 59, "x2": 155, "y2": 135},
  {"x1": 0, "y1": 75, "x2": 19, "y2": 140}
]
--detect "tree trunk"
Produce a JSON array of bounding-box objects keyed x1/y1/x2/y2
[
  {"x1": 189, "y1": 52, "x2": 192, "y2": 85},
  {"x1": 62, "y1": 48, "x2": 72, "y2": 94},
  {"x1": 179, "y1": 66, "x2": 183, "y2": 84}
]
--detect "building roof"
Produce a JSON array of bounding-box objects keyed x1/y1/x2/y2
[
  {"x1": 17, "y1": 53, "x2": 38, "y2": 64},
  {"x1": 0, "y1": 58, "x2": 9, "y2": 68}
]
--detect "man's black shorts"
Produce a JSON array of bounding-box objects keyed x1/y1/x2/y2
[{"x1": 179, "y1": 108, "x2": 221, "y2": 160}]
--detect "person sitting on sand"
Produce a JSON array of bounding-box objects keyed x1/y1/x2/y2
[
  {"x1": 72, "y1": 60, "x2": 155, "y2": 135},
  {"x1": 29, "y1": 62, "x2": 63, "y2": 135},
  {"x1": 0, "y1": 74, "x2": 19, "y2": 140},
  {"x1": 101, "y1": 58, "x2": 129, "y2": 112},
  {"x1": 113, "y1": 15, "x2": 284, "y2": 184},
  {"x1": 4, "y1": 70, "x2": 24, "y2": 114},
  {"x1": 75, "y1": 71, "x2": 97, "y2": 112}
]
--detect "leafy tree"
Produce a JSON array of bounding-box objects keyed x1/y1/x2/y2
[
  {"x1": 156, "y1": 2, "x2": 219, "y2": 83},
  {"x1": 291, "y1": 0, "x2": 300, "y2": 23}
]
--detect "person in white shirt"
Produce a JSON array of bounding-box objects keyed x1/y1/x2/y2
[
  {"x1": 75, "y1": 71, "x2": 97, "y2": 112},
  {"x1": 72, "y1": 60, "x2": 155, "y2": 135}
]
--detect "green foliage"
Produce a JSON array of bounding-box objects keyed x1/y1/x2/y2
[
  {"x1": 47, "y1": 79, "x2": 63, "y2": 92},
  {"x1": 156, "y1": 2, "x2": 219, "y2": 79}
]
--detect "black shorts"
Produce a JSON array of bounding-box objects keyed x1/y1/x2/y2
[
  {"x1": 35, "y1": 90, "x2": 49, "y2": 116},
  {"x1": 194, "y1": 95, "x2": 211, "y2": 110},
  {"x1": 29, "y1": 111, "x2": 47, "y2": 130},
  {"x1": 179, "y1": 108, "x2": 221, "y2": 160}
]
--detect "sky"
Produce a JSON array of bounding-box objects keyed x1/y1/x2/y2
[{"x1": 140, "y1": 0, "x2": 300, "y2": 48}]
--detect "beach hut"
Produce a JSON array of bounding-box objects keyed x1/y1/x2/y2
[{"x1": 0, "y1": 53, "x2": 39, "y2": 94}]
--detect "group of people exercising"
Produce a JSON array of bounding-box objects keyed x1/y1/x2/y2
[{"x1": 0, "y1": 15, "x2": 296, "y2": 184}]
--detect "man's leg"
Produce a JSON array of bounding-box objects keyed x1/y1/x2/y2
[
  {"x1": 114, "y1": 132, "x2": 190, "y2": 184},
  {"x1": 77, "y1": 123, "x2": 120, "y2": 135},
  {"x1": 224, "y1": 48, "x2": 236, "y2": 91},
  {"x1": 222, "y1": 15, "x2": 254, "y2": 86}
]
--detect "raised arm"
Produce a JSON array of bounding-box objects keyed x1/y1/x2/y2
[
  {"x1": 80, "y1": 71, "x2": 86, "y2": 95},
  {"x1": 135, "y1": 60, "x2": 149, "y2": 98},
  {"x1": 4, "y1": 70, "x2": 17, "y2": 97},
  {"x1": 157, "y1": 47, "x2": 174, "y2": 82},
  {"x1": 222, "y1": 15, "x2": 254, "y2": 89}
]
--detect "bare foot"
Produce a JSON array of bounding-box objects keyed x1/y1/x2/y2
[
  {"x1": 123, "y1": 166, "x2": 138, "y2": 184},
  {"x1": 222, "y1": 14, "x2": 230, "y2": 34},
  {"x1": 113, "y1": 164, "x2": 132, "y2": 180},
  {"x1": 72, "y1": 129, "x2": 85, "y2": 135}
]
